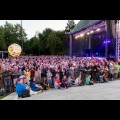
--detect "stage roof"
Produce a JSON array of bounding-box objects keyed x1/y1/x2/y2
[{"x1": 70, "y1": 20, "x2": 102, "y2": 34}]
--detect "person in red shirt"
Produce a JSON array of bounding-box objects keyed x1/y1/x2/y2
[
  {"x1": 30, "y1": 67, "x2": 35, "y2": 80},
  {"x1": 54, "y1": 77, "x2": 61, "y2": 89}
]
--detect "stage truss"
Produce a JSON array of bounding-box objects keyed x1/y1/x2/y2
[{"x1": 116, "y1": 20, "x2": 120, "y2": 60}]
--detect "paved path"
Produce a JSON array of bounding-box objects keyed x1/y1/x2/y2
[{"x1": 18, "y1": 80, "x2": 120, "y2": 100}]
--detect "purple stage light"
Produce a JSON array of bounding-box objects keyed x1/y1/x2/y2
[{"x1": 103, "y1": 39, "x2": 111, "y2": 44}]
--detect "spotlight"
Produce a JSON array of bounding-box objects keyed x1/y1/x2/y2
[
  {"x1": 80, "y1": 34, "x2": 84, "y2": 37},
  {"x1": 75, "y1": 36, "x2": 78, "y2": 39},
  {"x1": 90, "y1": 31, "x2": 94, "y2": 34},
  {"x1": 96, "y1": 28, "x2": 100, "y2": 32},
  {"x1": 87, "y1": 32, "x2": 90, "y2": 35}
]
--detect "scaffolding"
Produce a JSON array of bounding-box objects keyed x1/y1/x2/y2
[{"x1": 116, "y1": 20, "x2": 120, "y2": 60}]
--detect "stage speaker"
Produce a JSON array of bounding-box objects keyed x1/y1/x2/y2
[{"x1": 106, "y1": 20, "x2": 116, "y2": 39}]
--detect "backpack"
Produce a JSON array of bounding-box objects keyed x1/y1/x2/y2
[{"x1": 22, "y1": 90, "x2": 30, "y2": 98}]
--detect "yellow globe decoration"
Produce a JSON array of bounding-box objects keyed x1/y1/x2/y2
[{"x1": 8, "y1": 43, "x2": 22, "y2": 57}]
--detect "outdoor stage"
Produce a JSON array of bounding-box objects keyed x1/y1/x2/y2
[{"x1": 66, "y1": 20, "x2": 117, "y2": 59}]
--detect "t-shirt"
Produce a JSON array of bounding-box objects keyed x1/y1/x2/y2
[
  {"x1": 55, "y1": 78, "x2": 60, "y2": 85},
  {"x1": 85, "y1": 78, "x2": 90, "y2": 85},
  {"x1": 114, "y1": 64, "x2": 119, "y2": 73},
  {"x1": 98, "y1": 72, "x2": 104, "y2": 80},
  {"x1": 75, "y1": 78, "x2": 79, "y2": 85},
  {"x1": 84, "y1": 66, "x2": 91, "y2": 74},
  {"x1": 25, "y1": 71, "x2": 30, "y2": 76},
  {"x1": 16, "y1": 83, "x2": 26, "y2": 96}
]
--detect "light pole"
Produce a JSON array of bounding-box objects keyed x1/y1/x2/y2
[
  {"x1": 21, "y1": 20, "x2": 23, "y2": 55},
  {"x1": 69, "y1": 34, "x2": 72, "y2": 56},
  {"x1": 65, "y1": 20, "x2": 76, "y2": 56}
]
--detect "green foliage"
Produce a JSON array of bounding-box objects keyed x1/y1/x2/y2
[
  {"x1": 0, "y1": 21, "x2": 27, "y2": 52},
  {"x1": 0, "y1": 27, "x2": 7, "y2": 50},
  {"x1": 65, "y1": 20, "x2": 76, "y2": 32},
  {"x1": 0, "y1": 22, "x2": 67, "y2": 55}
]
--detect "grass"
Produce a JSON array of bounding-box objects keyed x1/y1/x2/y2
[{"x1": 0, "y1": 91, "x2": 11, "y2": 100}]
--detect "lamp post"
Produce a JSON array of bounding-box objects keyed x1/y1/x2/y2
[
  {"x1": 69, "y1": 34, "x2": 72, "y2": 56},
  {"x1": 21, "y1": 20, "x2": 23, "y2": 55},
  {"x1": 65, "y1": 20, "x2": 76, "y2": 56}
]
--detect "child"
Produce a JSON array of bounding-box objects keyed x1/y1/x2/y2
[
  {"x1": 54, "y1": 77, "x2": 61, "y2": 89},
  {"x1": 75, "y1": 73, "x2": 83, "y2": 86},
  {"x1": 85, "y1": 74, "x2": 94, "y2": 85},
  {"x1": 41, "y1": 77, "x2": 50, "y2": 90},
  {"x1": 60, "y1": 75, "x2": 68, "y2": 90}
]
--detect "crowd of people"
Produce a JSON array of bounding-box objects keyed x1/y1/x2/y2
[{"x1": 0, "y1": 55, "x2": 120, "y2": 98}]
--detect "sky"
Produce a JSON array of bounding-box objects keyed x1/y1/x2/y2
[{"x1": 0, "y1": 20, "x2": 79, "y2": 39}]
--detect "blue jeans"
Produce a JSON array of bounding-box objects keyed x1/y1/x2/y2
[
  {"x1": 33, "y1": 88, "x2": 41, "y2": 91},
  {"x1": 4, "y1": 78, "x2": 11, "y2": 91},
  {"x1": 47, "y1": 79, "x2": 52, "y2": 86}
]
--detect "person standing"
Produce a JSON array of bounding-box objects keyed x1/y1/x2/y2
[
  {"x1": 30, "y1": 67, "x2": 35, "y2": 80},
  {"x1": 114, "y1": 62, "x2": 119, "y2": 79},
  {"x1": 46, "y1": 69, "x2": 53, "y2": 87},
  {"x1": 2, "y1": 66, "x2": 11, "y2": 93},
  {"x1": 0, "y1": 65, "x2": 4, "y2": 91},
  {"x1": 34, "y1": 67, "x2": 41, "y2": 84},
  {"x1": 84, "y1": 63, "x2": 91, "y2": 84}
]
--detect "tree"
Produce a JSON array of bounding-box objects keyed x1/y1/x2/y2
[
  {"x1": 38, "y1": 33, "x2": 44, "y2": 55},
  {"x1": 24, "y1": 35, "x2": 43, "y2": 56},
  {"x1": 42, "y1": 28, "x2": 53, "y2": 54},
  {"x1": 65, "y1": 20, "x2": 76, "y2": 32},
  {"x1": 47, "y1": 31, "x2": 64, "y2": 55},
  {"x1": 0, "y1": 27, "x2": 7, "y2": 50},
  {"x1": 0, "y1": 21, "x2": 68, "y2": 55},
  {"x1": 56, "y1": 30, "x2": 68, "y2": 54},
  {"x1": 3, "y1": 21, "x2": 27, "y2": 48}
]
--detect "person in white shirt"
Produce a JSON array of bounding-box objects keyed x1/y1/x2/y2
[{"x1": 75, "y1": 73, "x2": 83, "y2": 86}]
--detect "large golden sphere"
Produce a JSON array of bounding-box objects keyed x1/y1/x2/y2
[{"x1": 8, "y1": 43, "x2": 22, "y2": 57}]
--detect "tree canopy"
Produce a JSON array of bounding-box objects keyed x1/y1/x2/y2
[{"x1": 0, "y1": 21, "x2": 68, "y2": 55}]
